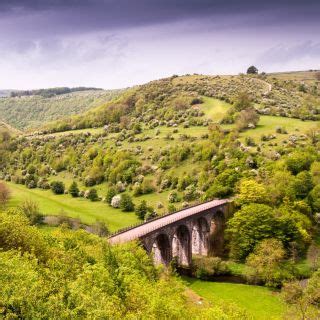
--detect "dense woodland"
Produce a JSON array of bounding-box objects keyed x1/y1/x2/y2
[{"x1": 0, "y1": 71, "x2": 320, "y2": 319}]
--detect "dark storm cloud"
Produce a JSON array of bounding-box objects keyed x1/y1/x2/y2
[
  {"x1": 1, "y1": 0, "x2": 320, "y2": 31},
  {"x1": 1, "y1": 0, "x2": 319, "y2": 89}
]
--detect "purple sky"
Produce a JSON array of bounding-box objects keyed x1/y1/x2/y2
[{"x1": 1, "y1": 0, "x2": 319, "y2": 89}]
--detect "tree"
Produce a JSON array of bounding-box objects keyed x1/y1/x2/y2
[
  {"x1": 247, "y1": 66, "x2": 258, "y2": 74},
  {"x1": 135, "y1": 200, "x2": 149, "y2": 220},
  {"x1": 233, "y1": 92, "x2": 253, "y2": 111},
  {"x1": 106, "y1": 187, "x2": 117, "y2": 204},
  {"x1": 0, "y1": 182, "x2": 11, "y2": 208},
  {"x1": 226, "y1": 204, "x2": 277, "y2": 260},
  {"x1": 87, "y1": 188, "x2": 99, "y2": 201},
  {"x1": 235, "y1": 107, "x2": 260, "y2": 131},
  {"x1": 282, "y1": 270, "x2": 320, "y2": 319},
  {"x1": 19, "y1": 200, "x2": 44, "y2": 225},
  {"x1": 68, "y1": 181, "x2": 79, "y2": 197},
  {"x1": 237, "y1": 179, "x2": 268, "y2": 205},
  {"x1": 245, "y1": 239, "x2": 295, "y2": 287},
  {"x1": 50, "y1": 181, "x2": 65, "y2": 195},
  {"x1": 119, "y1": 193, "x2": 134, "y2": 212}
]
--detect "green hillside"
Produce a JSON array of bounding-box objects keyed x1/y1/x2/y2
[
  {"x1": 0, "y1": 88, "x2": 124, "y2": 129},
  {"x1": 1, "y1": 71, "x2": 320, "y2": 319}
]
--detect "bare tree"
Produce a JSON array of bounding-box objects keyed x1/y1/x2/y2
[{"x1": 0, "y1": 182, "x2": 11, "y2": 209}]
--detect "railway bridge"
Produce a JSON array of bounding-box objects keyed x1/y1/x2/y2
[{"x1": 109, "y1": 199, "x2": 233, "y2": 266}]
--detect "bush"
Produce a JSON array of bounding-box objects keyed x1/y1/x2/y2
[
  {"x1": 50, "y1": 181, "x2": 65, "y2": 195},
  {"x1": 237, "y1": 179, "x2": 268, "y2": 205},
  {"x1": 0, "y1": 182, "x2": 11, "y2": 208},
  {"x1": 119, "y1": 193, "x2": 134, "y2": 212},
  {"x1": 245, "y1": 239, "x2": 295, "y2": 287},
  {"x1": 192, "y1": 256, "x2": 230, "y2": 280},
  {"x1": 18, "y1": 200, "x2": 44, "y2": 225},
  {"x1": 168, "y1": 191, "x2": 180, "y2": 203},
  {"x1": 135, "y1": 200, "x2": 153, "y2": 220},
  {"x1": 87, "y1": 188, "x2": 99, "y2": 202},
  {"x1": 106, "y1": 187, "x2": 117, "y2": 204},
  {"x1": 68, "y1": 181, "x2": 79, "y2": 197}
]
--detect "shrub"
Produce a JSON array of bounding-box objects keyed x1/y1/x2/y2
[
  {"x1": 245, "y1": 239, "x2": 295, "y2": 287},
  {"x1": 111, "y1": 195, "x2": 121, "y2": 208},
  {"x1": 237, "y1": 179, "x2": 268, "y2": 205},
  {"x1": 119, "y1": 193, "x2": 134, "y2": 212},
  {"x1": 106, "y1": 187, "x2": 117, "y2": 204},
  {"x1": 50, "y1": 181, "x2": 65, "y2": 195},
  {"x1": 192, "y1": 256, "x2": 230, "y2": 280},
  {"x1": 168, "y1": 191, "x2": 180, "y2": 203},
  {"x1": 87, "y1": 188, "x2": 99, "y2": 202},
  {"x1": 135, "y1": 200, "x2": 153, "y2": 220},
  {"x1": 18, "y1": 200, "x2": 44, "y2": 225},
  {"x1": 68, "y1": 181, "x2": 79, "y2": 197},
  {"x1": 0, "y1": 182, "x2": 11, "y2": 208}
]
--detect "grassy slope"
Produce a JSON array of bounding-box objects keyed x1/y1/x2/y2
[
  {"x1": 7, "y1": 182, "x2": 138, "y2": 231},
  {"x1": 0, "y1": 89, "x2": 123, "y2": 130},
  {"x1": 9, "y1": 97, "x2": 319, "y2": 231},
  {"x1": 184, "y1": 277, "x2": 286, "y2": 320}
]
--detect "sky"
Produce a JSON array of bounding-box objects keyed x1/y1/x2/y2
[{"x1": 0, "y1": 0, "x2": 319, "y2": 89}]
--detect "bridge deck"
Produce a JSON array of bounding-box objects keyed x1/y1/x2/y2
[{"x1": 108, "y1": 199, "x2": 229, "y2": 244}]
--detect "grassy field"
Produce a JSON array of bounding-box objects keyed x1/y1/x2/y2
[
  {"x1": 7, "y1": 182, "x2": 139, "y2": 231},
  {"x1": 184, "y1": 277, "x2": 287, "y2": 320},
  {"x1": 200, "y1": 97, "x2": 231, "y2": 122}
]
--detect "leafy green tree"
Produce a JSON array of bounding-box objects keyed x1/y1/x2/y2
[
  {"x1": 286, "y1": 151, "x2": 314, "y2": 175},
  {"x1": 87, "y1": 188, "x2": 99, "y2": 201},
  {"x1": 237, "y1": 179, "x2": 268, "y2": 205},
  {"x1": 68, "y1": 181, "x2": 79, "y2": 197},
  {"x1": 282, "y1": 270, "x2": 320, "y2": 319},
  {"x1": 308, "y1": 184, "x2": 320, "y2": 212},
  {"x1": 234, "y1": 92, "x2": 253, "y2": 112},
  {"x1": 18, "y1": 200, "x2": 43, "y2": 225},
  {"x1": 0, "y1": 181, "x2": 11, "y2": 209},
  {"x1": 50, "y1": 181, "x2": 65, "y2": 195},
  {"x1": 119, "y1": 193, "x2": 134, "y2": 212},
  {"x1": 226, "y1": 204, "x2": 276, "y2": 260},
  {"x1": 292, "y1": 171, "x2": 313, "y2": 199},
  {"x1": 106, "y1": 187, "x2": 117, "y2": 204},
  {"x1": 135, "y1": 200, "x2": 149, "y2": 220},
  {"x1": 247, "y1": 66, "x2": 258, "y2": 74},
  {"x1": 245, "y1": 239, "x2": 295, "y2": 287}
]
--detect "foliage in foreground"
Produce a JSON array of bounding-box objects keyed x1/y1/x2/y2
[{"x1": 0, "y1": 209, "x2": 250, "y2": 319}]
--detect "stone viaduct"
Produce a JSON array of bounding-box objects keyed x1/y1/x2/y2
[{"x1": 109, "y1": 199, "x2": 233, "y2": 266}]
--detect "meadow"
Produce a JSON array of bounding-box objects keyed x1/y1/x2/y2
[
  {"x1": 7, "y1": 182, "x2": 139, "y2": 231},
  {"x1": 184, "y1": 277, "x2": 287, "y2": 320}
]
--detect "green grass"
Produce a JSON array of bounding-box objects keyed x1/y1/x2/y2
[
  {"x1": 200, "y1": 97, "x2": 231, "y2": 122},
  {"x1": 7, "y1": 182, "x2": 138, "y2": 232},
  {"x1": 184, "y1": 277, "x2": 287, "y2": 320}
]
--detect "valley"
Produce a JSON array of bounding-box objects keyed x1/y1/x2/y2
[{"x1": 1, "y1": 70, "x2": 320, "y2": 319}]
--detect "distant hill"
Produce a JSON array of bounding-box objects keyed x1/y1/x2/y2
[
  {"x1": 43, "y1": 70, "x2": 320, "y2": 133},
  {"x1": 0, "y1": 89, "x2": 124, "y2": 130},
  {"x1": 10, "y1": 86, "x2": 103, "y2": 98},
  {"x1": 0, "y1": 90, "x2": 13, "y2": 98}
]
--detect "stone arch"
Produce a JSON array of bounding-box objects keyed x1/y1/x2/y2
[
  {"x1": 152, "y1": 233, "x2": 171, "y2": 266},
  {"x1": 172, "y1": 225, "x2": 191, "y2": 266},
  {"x1": 209, "y1": 210, "x2": 226, "y2": 256},
  {"x1": 192, "y1": 217, "x2": 210, "y2": 256}
]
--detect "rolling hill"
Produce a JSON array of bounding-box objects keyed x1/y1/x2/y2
[{"x1": 0, "y1": 88, "x2": 124, "y2": 130}]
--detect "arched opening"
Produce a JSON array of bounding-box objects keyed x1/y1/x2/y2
[
  {"x1": 192, "y1": 217, "x2": 210, "y2": 256},
  {"x1": 152, "y1": 233, "x2": 171, "y2": 266},
  {"x1": 209, "y1": 210, "x2": 226, "y2": 256},
  {"x1": 172, "y1": 225, "x2": 191, "y2": 266}
]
